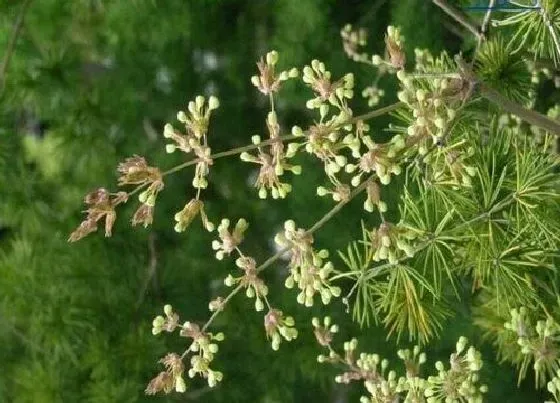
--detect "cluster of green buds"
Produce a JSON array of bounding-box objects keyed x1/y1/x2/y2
[
  {"x1": 117, "y1": 155, "x2": 164, "y2": 227},
  {"x1": 424, "y1": 336, "x2": 487, "y2": 402},
  {"x1": 504, "y1": 307, "x2": 560, "y2": 387},
  {"x1": 250, "y1": 50, "x2": 298, "y2": 96},
  {"x1": 346, "y1": 134, "x2": 405, "y2": 186},
  {"x1": 303, "y1": 60, "x2": 354, "y2": 112},
  {"x1": 547, "y1": 369, "x2": 560, "y2": 403},
  {"x1": 368, "y1": 222, "x2": 418, "y2": 264},
  {"x1": 68, "y1": 188, "x2": 128, "y2": 242},
  {"x1": 224, "y1": 256, "x2": 269, "y2": 312},
  {"x1": 264, "y1": 309, "x2": 298, "y2": 350},
  {"x1": 173, "y1": 198, "x2": 214, "y2": 233},
  {"x1": 369, "y1": 26, "x2": 406, "y2": 70},
  {"x1": 148, "y1": 304, "x2": 224, "y2": 394},
  {"x1": 313, "y1": 318, "x2": 485, "y2": 403},
  {"x1": 180, "y1": 321, "x2": 224, "y2": 387},
  {"x1": 396, "y1": 70, "x2": 460, "y2": 152},
  {"x1": 240, "y1": 111, "x2": 301, "y2": 199},
  {"x1": 327, "y1": 337, "x2": 405, "y2": 402},
  {"x1": 289, "y1": 119, "x2": 350, "y2": 182},
  {"x1": 362, "y1": 85, "x2": 385, "y2": 107},
  {"x1": 274, "y1": 220, "x2": 341, "y2": 306},
  {"x1": 398, "y1": 345, "x2": 427, "y2": 378},
  {"x1": 340, "y1": 24, "x2": 368, "y2": 63},
  {"x1": 211, "y1": 218, "x2": 248, "y2": 260},
  {"x1": 164, "y1": 95, "x2": 220, "y2": 189},
  {"x1": 152, "y1": 304, "x2": 180, "y2": 335},
  {"x1": 424, "y1": 140, "x2": 477, "y2": 188}
]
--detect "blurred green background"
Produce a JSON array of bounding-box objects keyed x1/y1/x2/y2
[{"x1": 0, "y1": 0, "x2": 547, "y2": 401}]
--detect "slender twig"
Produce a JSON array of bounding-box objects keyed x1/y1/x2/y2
[
  {"x1": 0, "y1": 0, "x2": 33, "y2": 94},
  {"x1": 456, "y1": 55, "x2": 560, "y2": 135},
  {"x1": 135, "y1": 233, "x2": 159, "y2": 309},
  {"x1": 480, "y1": 0, "x2": 495, "y2": 39},
  {"x1": 432, "y1": 0, "x2": 483, "y2": 40},
  {"x1": 472, "y1": 0, "x2": 496, "y2": 65}
]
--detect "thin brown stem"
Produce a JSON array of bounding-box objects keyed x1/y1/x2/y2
[
  {"x1": 456, "y1": 55, "x2": 560, "y2": 135},
  {"x1": 432, "y1": 0, "x2": 483, "y2": 40},
  {"x1": 0, "y1": 0, "x2": 33, "y2": 94}
]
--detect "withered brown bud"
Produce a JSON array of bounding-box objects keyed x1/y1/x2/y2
[
  {"x1": 145, "y1": 371, "x2": 174, "y2": 395},
  {"x1": 132, "y1": 204, "x2": 154, "y2": 227},
  {"x1": 385, "y1": 35, "x2": 405, "y2": 69}
]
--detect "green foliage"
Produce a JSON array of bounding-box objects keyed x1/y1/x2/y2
[{"x1": 475, "y1": 36, "x2": 533, "y2": 104}]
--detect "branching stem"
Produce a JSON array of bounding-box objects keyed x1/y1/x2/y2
[{"x1": 162, "y1": 102, "x2": 403, "y2": 177}]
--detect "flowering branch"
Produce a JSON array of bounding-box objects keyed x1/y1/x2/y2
[{"x1": 162, "y1": 102, "x2": 403, "y2": 177}]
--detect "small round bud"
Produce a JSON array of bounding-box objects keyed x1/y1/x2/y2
[{"x1": 208, "y1": 96, "x2": 220, "y2": 110}]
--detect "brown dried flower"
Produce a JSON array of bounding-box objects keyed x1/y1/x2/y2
[
  {"x1": 145, "y1": 371, "x2": 174, "y2": 395},
  {"x1": 117, "y1": 155, "x2": 161, "y2": 186},
  {"x1": 132, "y1": 203, "x2": 154, "y2": 227},
  {"x1": 68, "y1": 188, "x2": 128, "y2": 242}
]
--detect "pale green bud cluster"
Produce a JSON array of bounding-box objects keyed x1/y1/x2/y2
[
  {"x1": 547, "y1": 369, "x2": 560, "y2": 403},
  {"x1": 211, "y1": 218, "x2": 248, "y2": 259},
  {"x1": 174, "y1": 95, "x2": 219, "y2": 140},
  {"x1": 504, "y1": 307, "x2": 560, "y2": 388},
  {"x1": 264, "y1": 309, "x2": 298, "y2": 350},
  {"x1": 240, "y1": 111, "x2": 301, "y2": 199},
  {"x1": 396, "y1": 70, "x2": 458, "y2": 150},
  {"x1": 224, "y1": 256, "x2": 269, "y2": 312},
  {"x1": 180, "y1": 321, "x2": 224, "y2": 388},
  {"x1": 275, "y1": 220, "x2": 341, "y2": 306},
  {"x1": 173, "y1": 198, "x2": 214, "y2": 233},
  {"x1": 362, "y1": 85, "x2": 385, "y2": 107},
  {"x1": 424, "y1": 337, "x2": 486, "y2": 402},
  {"x1": 164, "y1": 95, "x2": 219, "y2": 189},
  {"x1": 316, "y1": 332, "x2": 486, "y2": 403},
  {"x1": 147, "y1": 305, "x2": 225, "y2": 394},
  {"x1": 346, "y1": 134, "x2": 405, "y2": 187},
  {"x1": 251, "y1": 50, "x2": 298, "y2": 96},
  {"x1": 152, "y1": 304, "x2": 180, "y2": 335},
  {"x1": 369, "y1": 222, "x2": 418, "y2": 264},
  {"x1": 303, "y1": 59, "x2": 354, "y2": 111},
  {"x1": 316, "y1": 183, "x2": 351, "y2": 202},
  {"x1": 340, "y1": 24, "x2": 369, "y2": 63},
  {"x1": 426, "y1": 142, "x2": 477, "y2": 188}
]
